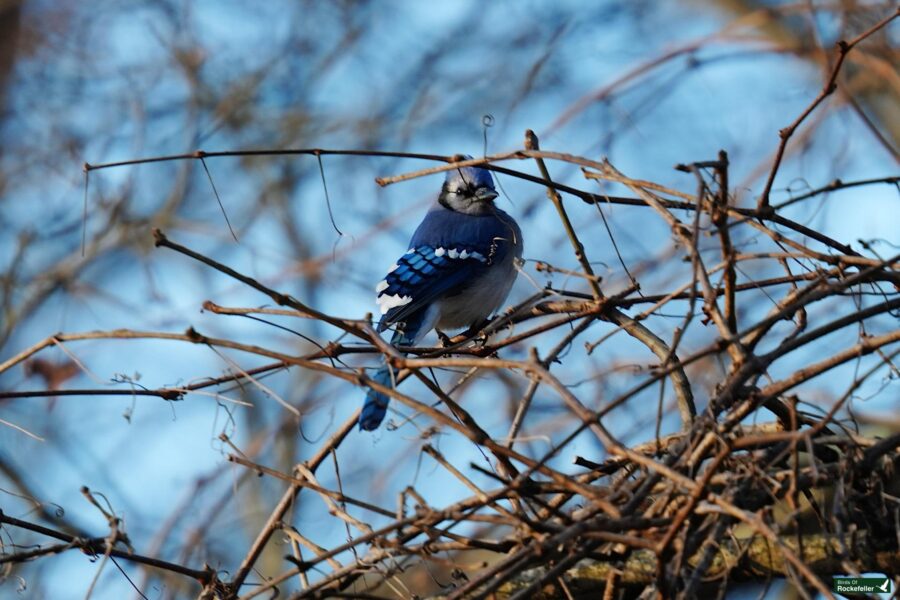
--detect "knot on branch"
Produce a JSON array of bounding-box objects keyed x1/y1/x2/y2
[
  {"x1": 184, "y1": 327, "x2": 203, "y2": 342},
  {"x1": 151, "y1": 228, "x2": 167, "y2": 247}
]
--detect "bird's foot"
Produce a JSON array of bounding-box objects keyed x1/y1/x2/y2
[
  {"x1": 463, "y1": 320, "x2": 491, "y2": 346},
  {"x1": 436, "y1": 329, "x2": 453, "y2": 347}
]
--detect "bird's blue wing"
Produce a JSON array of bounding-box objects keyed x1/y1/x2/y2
[{"x1": 375, "y1": 245, "x2": 490, "y2": 334}]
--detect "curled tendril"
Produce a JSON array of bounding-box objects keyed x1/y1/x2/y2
[{"x1": 482, "y1": 114, "x2": 495, "y2": 157}]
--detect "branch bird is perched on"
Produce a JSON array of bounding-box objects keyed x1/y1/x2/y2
[{"x1": 360, "y1": 157, "x2": 523, "y2": 431}]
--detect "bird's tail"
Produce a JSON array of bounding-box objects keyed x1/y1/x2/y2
[
  {"x1": 360, "y1": 317, "x2": 424, "y2": 431},
  {"x1": 359, "y1": 365, "x2": 395, "y2": 431}
]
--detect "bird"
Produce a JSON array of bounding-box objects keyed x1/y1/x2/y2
[{"x1": 359, "y1": 156, "x2": 523, "y2": 431}]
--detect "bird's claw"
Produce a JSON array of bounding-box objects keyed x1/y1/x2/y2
[{"x1": 436, "y1": 329, "x2": 453, "y2": 347}]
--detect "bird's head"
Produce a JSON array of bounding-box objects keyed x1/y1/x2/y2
[{"x1": 438, "y1": 155, "x2": 498, "y2": 216}]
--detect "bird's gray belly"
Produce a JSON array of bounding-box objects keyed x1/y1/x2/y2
[{"x1": 435, "y1": 262, "x2": 516, "y2": 330}]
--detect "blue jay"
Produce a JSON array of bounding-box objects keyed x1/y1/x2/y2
[{"x1": 359, "y1": 157, "x2": 523, "y2": 431}]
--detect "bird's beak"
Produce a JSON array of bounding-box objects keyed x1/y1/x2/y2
[{"x1": 474, "y1": 187, "x2": 498, "y2": 202}]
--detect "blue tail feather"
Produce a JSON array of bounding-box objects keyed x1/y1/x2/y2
[
  {"x1": 359, "y1": 366, "x2": 395, "y2": 431},
  {"x1": 359, "y1": 310, "x2": 425, "y2": 431}
]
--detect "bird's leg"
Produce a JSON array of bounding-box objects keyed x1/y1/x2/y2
[
  {"x1": 435, "y1": 329, "x2": 453, "y2": 347},
  {"x1": 462, "y1": 318, "x2": 491, "y2": 346}
]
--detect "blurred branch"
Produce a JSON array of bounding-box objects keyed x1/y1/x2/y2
[
  {"x1": 757, "y1": 5, "x2": 900, "y2": 210},
  {"x1": 0, "y1": 1, "x2": 20, "y2": 111}
]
